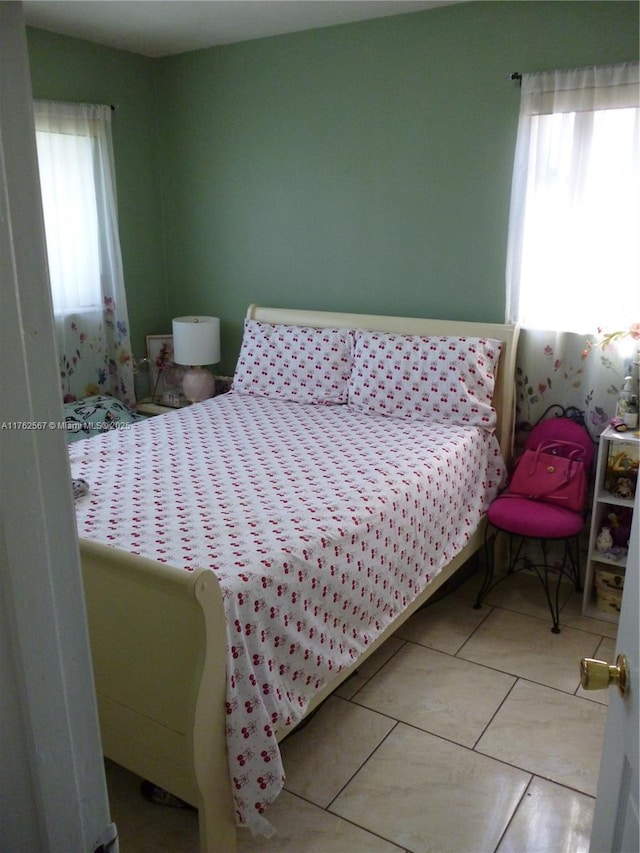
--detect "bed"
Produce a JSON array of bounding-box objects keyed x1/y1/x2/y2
[{"x1": 72, "y1": 305, "x2": 518, "y2": 852}]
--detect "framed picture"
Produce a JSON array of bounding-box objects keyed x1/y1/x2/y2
[{"x1": 146, "y1": 334, "x2": 174, "y2": 401}]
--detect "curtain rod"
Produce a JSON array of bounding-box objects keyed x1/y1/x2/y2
[
  {"x1": 510, "y1": 60, "x2": 638, "y2": 86},
  {"x1": 35, "y1": 98, "x2": 119, "y2": 111}
]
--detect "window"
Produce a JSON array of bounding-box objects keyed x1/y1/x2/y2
[
  {"x1": 506, "y1": 63, "x2": 639, "y2": 333},
  {"x1": 35, "y1": 117, "x2": 102, "y2": 314}
]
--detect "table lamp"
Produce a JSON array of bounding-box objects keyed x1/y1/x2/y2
[{"x1": 172, "y1": 316, "x2": 220, "y2": 403}]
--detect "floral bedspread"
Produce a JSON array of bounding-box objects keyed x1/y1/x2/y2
[{"x1": 69, "y1": 394, "x2": 505, "y2": 834}]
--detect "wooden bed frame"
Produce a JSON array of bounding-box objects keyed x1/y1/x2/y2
[{"x1": 79, "y1": 306, "x2": 518, "y2": 852}]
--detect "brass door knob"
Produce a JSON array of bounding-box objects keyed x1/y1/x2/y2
[{"x1": 580, "y1": 654, "x2": 629, "y2": 697}]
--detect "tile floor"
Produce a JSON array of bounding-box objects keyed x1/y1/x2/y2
[{"x1": 105, "y1": 568, "x2": 618, "y2": 852}]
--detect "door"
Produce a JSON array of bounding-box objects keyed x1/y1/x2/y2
[
  {"x1": 0, "y1": 3, "x2": 115, "y2": 850},
  {"x1": 586, "y1": 490, "x2": 639, "y2": 852}
]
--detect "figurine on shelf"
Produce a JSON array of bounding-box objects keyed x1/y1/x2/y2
[
  {"x1": 596, "y1": 526, "x2": 614, "y2": 552},
  {"x1": 605, "y1": 443, "x2": 639, "y2": 500},
  {"x1": 611, "y1": 477, "x2": 635, "y2": 499},
  {"x1": 607, "y1": 508, "x2": 632, "y2": 548}
]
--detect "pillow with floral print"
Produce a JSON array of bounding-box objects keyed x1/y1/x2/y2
[
  {"x1": 232, "y1": 320, "x2": 355, "y2": 404},
  {"x1": 347, "y1": 330, "x2": 502, "y2": 429}
]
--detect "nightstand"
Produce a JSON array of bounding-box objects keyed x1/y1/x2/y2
[
  {"x1": 136, "y1": 400, "x2": 183, "y2": 417},
  {"x1": 137, "y1": 378, "x2": 233, "y2": 417}
]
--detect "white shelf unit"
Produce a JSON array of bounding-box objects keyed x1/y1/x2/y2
[{"x1": 582, "y1": 426, "x2": 639, "y2": 624}]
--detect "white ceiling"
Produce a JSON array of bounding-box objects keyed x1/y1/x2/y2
[{"x1": 23, "y1": 0, "x2": 465, "y2": 58}]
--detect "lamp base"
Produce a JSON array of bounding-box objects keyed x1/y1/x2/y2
[{"x1": 182, "y1": 367, "x2": 215, "y2": 403}]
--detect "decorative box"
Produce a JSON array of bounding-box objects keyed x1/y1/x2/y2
[
  {"x1": 594, "y1": 565, "x2": 624, "y2": 592},
  {"x1": 594, "y1": 565, "x2": 624, "y2": 614},
  {"x1": 595, "y1": 588, "x2": 623, "y2": 615}
]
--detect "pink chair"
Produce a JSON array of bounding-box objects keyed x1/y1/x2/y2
[{"x1": 474, "y1": 414, "x2": 595, "y2": 632}]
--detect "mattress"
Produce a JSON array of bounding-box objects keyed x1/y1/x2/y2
[{"x1": 70, "y1": 393, "x2": 505, "y2": 832}]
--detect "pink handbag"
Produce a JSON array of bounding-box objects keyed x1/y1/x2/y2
[{"x1": 507, "y1": 439, "x2": 588, "y2": 512}]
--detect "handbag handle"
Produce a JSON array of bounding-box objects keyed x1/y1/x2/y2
[
  {"x1": 524, "y1": 440, "x2": 585, "y2": 477},
  {"x1": 533, "y1": 439, "x2": 585, "y2": 460}
]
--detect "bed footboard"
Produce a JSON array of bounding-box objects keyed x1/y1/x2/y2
[{"x1": 79, "y1": 539, "x2": 236, "y2": 852}]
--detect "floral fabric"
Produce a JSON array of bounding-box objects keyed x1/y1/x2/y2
[
  {"x1": 514, "y1": 328, "x2": 639, "y2": 449},
  {"x1": 57, "y1": 300, "x2": 135, "y2": 407},
  {"x1": 34, "y1": 101, "x2": 135, "y2": 407}
]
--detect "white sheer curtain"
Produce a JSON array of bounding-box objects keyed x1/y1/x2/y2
[
  {"x1": 507, "y1": 62, "x2": 639, "y2": 332},
  {"x1": 34, "y1": 101, "x2": 135, "y2": 405},
  {"x1": 505, "y1": 63, "x2": 640, "y2": 438}
]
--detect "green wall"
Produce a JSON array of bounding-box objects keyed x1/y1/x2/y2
[
  {"x1": 26, "y1": 28, "x2": 166, "y2": 358},
  {"x1": 156, "y1": 0, "x2": 639, "y2": 371},
  {"x1": 27, "y1": 2, "x2": 639, "y2": 372}
]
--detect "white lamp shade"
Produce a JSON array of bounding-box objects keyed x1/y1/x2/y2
[{"x1": 172, "y1": 316, "x2": 220, "y2": 366}]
